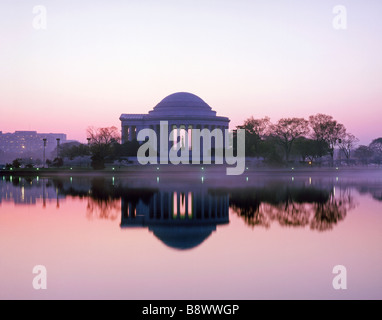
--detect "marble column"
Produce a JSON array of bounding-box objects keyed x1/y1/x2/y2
[
  {"x1": 122, "y1": 125, "x2": 129, "y2": 144},
  {"x1": 177, "y1": 192, "x2": 181, "y2": 219},
  {"x1": 185, "y1": 192, "x2": 189, "y2": 219},
  {"x1": 128, "y1": 126, "x2": 132, "y2": 141},
  {"x1": 155, "y1": 124, "x2": 160, "y2": 158},
  {"x1": 188, "y1": 124, "x2": 193, "y2": 151}
]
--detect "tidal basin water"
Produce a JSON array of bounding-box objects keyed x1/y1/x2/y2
[{"x1": 1, "y1": 168, "x2": 382, "y2": 299}]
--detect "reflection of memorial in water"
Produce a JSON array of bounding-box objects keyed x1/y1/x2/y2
[
  {"x1": 121, "y1": 189, "x2": 229, "y2": 250},
  {"x1": 3, "y1": 175, "x2": 381, "y2": 236}
]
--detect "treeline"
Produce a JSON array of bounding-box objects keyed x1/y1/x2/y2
[
  {"x1": 58, "y1": 126, "x2": 138, "y2": 169},
  {"x1": 237, "y1": 113, "x2": 382, "y2": 166},
  {"x1": 4, "y1": 115, "x2": 381, "y2": 170}
]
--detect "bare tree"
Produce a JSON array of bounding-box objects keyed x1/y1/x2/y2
[
  {"x1": 338, "y1": 133, "x2": 359, "y2": 164},
  {"x1": 87, "y1": 126, "x2": 120, "y2": 146},
  {"x1": 271, "y1": 118, "x2": 310, "y2": 163},
  {"x1": 87, "y1": 126, "x2": 120, "y2": 169}
]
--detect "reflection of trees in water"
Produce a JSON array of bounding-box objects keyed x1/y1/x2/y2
[
  {"x1": 54, "y1": 177, "x2": 156, "y2": 221},
  {"x1": 2, "y1": 176, "x2": 366, "y2": 229},
  {"x1": 267, "y1": 203, "x2": 311, "y2": 228},
  {"x1": 230, "y1": 184, "x2": 356, "y2": 231},
  {"x1": 86, "y1": 178, "x2": 119, "y2": 220},
  {"x1": 357, "y1": 185, "x2": 382, "y2": 202},
  {"x1": 372, "y1": 190, "x2": 382, "y2": 201},
  {"x1": 229, "y1": 196, "x2": 270, "y2": 228},
  {"x1": 310, "y1": 198, "x2": 345, "y2": 231},
  {"x1": 310, "y1": 187, "x2": 356, "y2": 231},
  {"x1": 86, "y1": 198, "x2": 120, "y2": 221}
]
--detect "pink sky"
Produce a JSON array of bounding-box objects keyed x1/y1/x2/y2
[{"x1": 0, "y1": 0, "x2": 381, "y2": 144}]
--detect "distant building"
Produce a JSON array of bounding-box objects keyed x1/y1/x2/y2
[{"x1": 0, "y1": 131, "x2": 67, "y2": 162}]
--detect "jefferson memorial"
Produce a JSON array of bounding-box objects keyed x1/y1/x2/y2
[{"x1": 120, "y1": 92, "x2": 230, "y2": 147}]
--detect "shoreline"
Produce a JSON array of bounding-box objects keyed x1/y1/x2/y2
[{"x1": 1, "y1": 164, "x2": 381, "y2": 178}]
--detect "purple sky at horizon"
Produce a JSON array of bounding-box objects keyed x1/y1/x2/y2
[{"x1": 0, "y1": 0, "x2": 381, "y2": 144}]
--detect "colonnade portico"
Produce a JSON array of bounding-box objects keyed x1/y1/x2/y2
[
  {"x1": 120, "y1": 92, "x2": 230, "y2": 158},
  {"x1": 166, "y1": 122, "x2": 229, "y2": 150}
]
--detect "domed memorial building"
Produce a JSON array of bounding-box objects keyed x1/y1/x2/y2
[{"x1": 120, "y1": 92, "x2": 230, "y2": 150}]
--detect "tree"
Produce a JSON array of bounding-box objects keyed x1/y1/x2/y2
[
  {"x1": 52, "y1": 157, "x2": 64, "y2": 168},
  {"x1": 238, "y1": 117, "x2": 270, "y2": 157},
  {"x1": 59, "y1": 142, "x2": 90, "y2": 160},
  {"x1": 87, "y1": 126, "x2": 120, "y2": 170},
  {"x1": 113, "y1": 140, "x2": 141, "y2": 158},
  {"x1": 293, "y1": 137, "x2": 326, "y2": 163},
  {"x1": 369, "y1": 138, "x2": 382, "y2": 164},
  {"x1": 271, "y1": 118, "x2": 310, "y2": 163},
  {"x1": 338, "y1": 133, "x2": 359, "y2": 164},
  {"x1": 369, "y1": 138, "x2": 382, "y2": 153},
  {"x1": 12, "y1": 158, "x2": 22, "y2": 168},
  {"x1": 354, "y1": 145, "x2": 373, "y2": 165},
  {"x1": 309, "y1": 114, "x2": 346, "y2": 166}
]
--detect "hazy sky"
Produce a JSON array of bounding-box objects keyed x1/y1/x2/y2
[{"x1": 1, "y1": 0, "x2": 381, "y2": 144}]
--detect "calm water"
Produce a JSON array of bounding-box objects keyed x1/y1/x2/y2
[{"x1": 1, "y1": 169, "x2": 382, "y2": 299}]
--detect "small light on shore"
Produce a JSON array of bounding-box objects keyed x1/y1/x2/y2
[
  {"x1": 201, "y1": 176, "x2": 204, "y2": 183},
  {"x1": 36, "y1": 168, "x2": 39, "y2": 171},
  {"x1": 112, "y1": 167, "x2": 115, "y2": 171},
  {"x1": 70, "y1": 168, "x2": 73, "y2": 170},
  {"x1": 336, "y1": 167, "x2": 339, "y2": 170},
  {"x1": 157, "y1": 167, "x2": 159, "y2": 170},
  {"x1": 201, "y1": 167, "x2": 204, "y2": 170},
  {"x1": 291, "y1": 167, "x2": 294, "y2": 170},
  {"x1": 246, "y1": 177, "x2": 249, "y2": 182}
]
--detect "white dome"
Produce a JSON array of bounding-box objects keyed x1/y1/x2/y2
[{"x1": 149, "y1": 92, "x2": 217, "y2": 117}]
